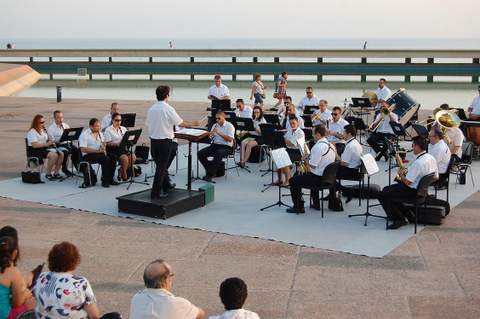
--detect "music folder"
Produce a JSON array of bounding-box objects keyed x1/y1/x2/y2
[
  {"x1": 59, "y1": 127, "x2": 83, "y2": 143},
  {"x1": 235, "y1": 117, "x2": 255, "y2": 132},
  {"x1": 303, "y1": 105, "x2": 318, "y2": 115},
  {"x1": 121, "y1": 113, "x2": 136, "y2": 128},
  {"x1": 351, "y1": 97, "x2": 372, "y2": 108},
  {"x1": 271, "y1": 148, "x2": 292, "y2": 169}
]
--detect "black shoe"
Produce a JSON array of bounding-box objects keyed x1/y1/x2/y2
[
  {"x1": 202, "y1": 175, "x2": 213, "y2": 182},
  {"x1": 45, "y1": 174, "x2": 55, "y2": 181},
  {"x1": 53, "y1": 173, "x2": 63, "y2": 180},
  {"x1": 375, "y1": 153, "x2": 383, "y2": 161},
  {"x1": 311, "y1": 202, "x2": 321, "y2": 210},
  {"x1": 388, "y1": 219, "x2": 408, "y2": 230},
  {"x1": 286, "y1": 207, "x2": 305, "y2": 214},
  {"x1": 110, "y1": 181, "x2": 119, "y2": 186},
  {"x1": 151, "y1": 192, "x2": 168, "y2": 199},
  {"x1": 62, "y1": 168, "x2": 73, "y2": 177},
  {"x1": 102, "y1": 182, "x2": 110, "y2": 188},
  {"x1": 345, "y1": 193, "x2": 354, "y2": 204}
]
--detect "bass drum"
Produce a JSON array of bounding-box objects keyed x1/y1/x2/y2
[{"x1": 386, "y1": 89, "x2": 419, "y2": 126}]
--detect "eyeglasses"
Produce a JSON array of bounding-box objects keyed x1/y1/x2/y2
[
  {"x1": 306, "y1": 91, "x2": 313, "y2": 94},
  {"x1": 114, "y1": 119, "x2": 122, "y2": 122},
  {"x1": 215, "y1": 117, "x2": 221, "y2": 120},
  {"x1": 332, "y1": 113, "x2": 339, "y2": 116}
]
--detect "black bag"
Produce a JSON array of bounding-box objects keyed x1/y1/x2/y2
[
  {"x1": 215, "y1": 162, "x2": 226, "y2": 177},
  {"x1": 426, "y1": 195, "x2": 451, "y2": 216},
  {"x1": 416, "y1": 206, "x2": 444, "y2": 225},
  {"x1": 21, "y1": 171, "x2": 44, "y2": 184},
  {"x1": 80, "y1": 163, "x2": 97, "y2": 187},
  {"x1": 328, "y1": 191, "x2": 344, "y2": 211},
  {"x1": 343, "y1": 184, "x2": 381, "y2": 199},
  {"x1": 247, "y1": 145, "x2": 264, "y2": 163},
  {"x1": 135, "y1": 144, "x2": 150, "y2": 164}
]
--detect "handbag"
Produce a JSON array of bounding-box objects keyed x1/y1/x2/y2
[
  {"x1": 21, "y1": 158, "x2": 44, "y2": 184},
  {"x1": 134, "y1": 144, "x2": 150, "y2": 164}
]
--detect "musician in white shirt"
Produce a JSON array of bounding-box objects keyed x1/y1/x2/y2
[
  {"x1": 26, "y1": 114, "x2": 63, "y2": 180},
  {"x1": 428, "y1": 128, "x2": 451, "y2": 189},
  {"x1": 374, "y1": 78, "x2": 392, "y2": 110},
  {"x1": 287, "y1": 124, "x2": 336, "y2": 214},
  {"x1": 278, "y1": 115, "x2": 305, "y2": 187},
  {"x1": 378, "y1": 136, "x2": 438, "y2": 229},
  {"x1": 79, "y1": 118, "x2": 118, "y2": 188},
  {"x1": 234, "y1": 99, "x2": 253, "y2": 118},
  {"x1": 280, "y1": 98, "x2": 304, "y2": 130},
  {"x1": 198, "y1": 111, "x2": 235, "y2": 182},
  {"x1": 367, "y1": 102, "x2": 399, "y2": 161},
  {"x1": 101, "y1": 102, "x2": 120, "y2": 130},
  {"x1": 104, "y1": 113, "x2": 137, "y2": 182},
  {"x1": 239, "y1": 106, "x2": 267, "y2": 167},
  {"x1": 208, "y1": 75, "x2": 230, "y2": 100},
  {"x1": 297, "y1": 86, "x2": 320, "y2": 114},
  {"x1": 311, "y1": 99, "x2": 332, "y2": 126},
  {"x1": 445, "y1": 126, "x2": 464, "y2": 160},
  {"x1": 467, "y1": 85, "x2": 480, "y2": 120},
  {"x1": 327, "y1": 106, "x2": 349, "y2": 155},
  {"x1": 336, "y1": 125, "x2": 363, "y2": 200},
  {"x1": 47, "y1": 110, "x2": 77, "y2": 176}
]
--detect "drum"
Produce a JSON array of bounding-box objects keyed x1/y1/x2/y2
[
  {"x1": 464, "y1": 121, "x2": 480, "y2": 146},
  {"x1": 386, "y1": 89, "x2": 419, "y2": 126},
  {"x1": 362, "y1": 90, "x2": 378, "y2": 106}
]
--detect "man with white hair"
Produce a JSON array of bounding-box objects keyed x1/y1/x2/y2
[{"x1": 130, "y1": 259, "x2": 205, "y2": 319}]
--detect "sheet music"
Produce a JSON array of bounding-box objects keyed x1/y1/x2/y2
[
  {"x1": 175, "y1": 128, "x2": 207, "y2": 137},
  {"x1": 271, "y1": 148, "x2": 292, "y2": 169},
  {"x1": 297, "y1": 137, "x2": 310, "y2": 157},
  {"x1": 361, "y1": 154, "x2": 379, "y2": 176}
]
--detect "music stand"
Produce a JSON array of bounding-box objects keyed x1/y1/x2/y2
[
  {"x1": 58, "y1": 127, "x2": 84, "y2": 178},
  {"x1": 118, "y1": 129, "x2": 148, "y2": 190},
  {"x1": 351, "y1": 97, "x2": 372, "y2": 109},
  {"x1": 211, "y1": 99, "x2": 232, "y2": 111},
  {"x1": 121, "y1": 113, "x2": 136, "y2": 128},
  {"x1": 301, "y1": 115, "x2": 313, "y2": 128},
  {"x1": 304, "y1": 105, "x2": 318, "y2": 115},
  {"x1": 234, "y1": 117, "x2": 255, "y2": 173},
  {"x1": 264, "y1": 114, "x2": 281, "y2": 128},
  {"x1": 260, "y1": 147, "x2": 292, "y2": 212}
]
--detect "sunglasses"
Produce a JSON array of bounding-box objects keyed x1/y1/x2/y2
[
  {"x1": 332, "y1": 113, "x2": 340, "y2": 116},
  {"x1": 215, "y1": 117, "x2": 221, "y2": 120},
  {"x1": 40, "y1": 121, "x2": 45, "y2": 124},
  {"x1": 114, "y1": 119, "x2": 122, "y2": 122},
  {"x1": 284, "y1": 102, "x2": 290, "y2": 105}
]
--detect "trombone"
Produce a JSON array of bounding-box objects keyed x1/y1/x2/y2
[{"x1": 368, "y1": 106, "x2": 392, "y2": 133}]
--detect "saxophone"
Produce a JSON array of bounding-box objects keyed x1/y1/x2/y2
[
  {"x1": 394, "y1": 152, "x2": 407, "y2": 182},
  {"x1": 298, "y1": 142, "x2": 311, "y2": 175}
]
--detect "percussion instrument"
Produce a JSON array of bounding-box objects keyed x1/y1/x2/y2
[
  {"x1": 464, "y1": 120, "x2": 480, "y2": 146},
  {"x1": 386, "y1": 89, "x2": 419, "y2": 126},
  {"x1": 362, "y1": 90, "x2": 378, "y2": 106}
]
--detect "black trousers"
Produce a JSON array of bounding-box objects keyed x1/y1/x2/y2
[
  {"x1": 378, "y1": 183, "x2": 417, "y2": 222},
  {"x1": 151, "y1": 138, "x2": 173, "y2": 195},
  {"x1": 83, "y1": 153, "x2": 116, "y2": 184},
  {"x1": 289, "y1": 172, "x2": 324, "y2": 209},
  {"x1": 367, "y1": 132, "x2": 395, "y2": 155},
  {"x1": 198, "y1": 144, "x2": 232, "y2": 177},
  {"x1": 56, "y1": 143, "x2": 80, "y2": 170},
  {"x1": 335, "y1": 166, "x2": 360, "y2": 192}
]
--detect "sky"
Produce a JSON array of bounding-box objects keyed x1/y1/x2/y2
[{"x1": 1, "y1": 0, "x2": 477, "y2": 39}]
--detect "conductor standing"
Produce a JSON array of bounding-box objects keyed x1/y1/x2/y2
[{"x1": 146, "y1": 86, "x2": 197, "y2": 198}]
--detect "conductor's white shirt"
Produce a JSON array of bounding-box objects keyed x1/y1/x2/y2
[
  {"x1": 208, "y1": 84, "x2": 230, "y2": 99},
  {"x1": 406, "y1": 151, "x2": 438, "y2": 189},
  {"x1": 428, "y1": 139, "x2": 451, "y2": 174},
  {"x1": 341, "y1": 138, "x2": 363, "y2": 168},
  {"x1": 47, "y1": 122, "x2": 70, "y2": 142},
  {"x1": 146, "y1": 101, "x2": 183, "y2": 140},
  {"x1": 104, "y1": 125, "x2": 127, "y2": 145},
  {"x1": 309, "y1": 137, "x2": 336, "y2": 176}
]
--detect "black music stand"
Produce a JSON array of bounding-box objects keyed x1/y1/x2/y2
[
  {"x1": 260, "y1": 148, "x2": 291, "y2": 212},
  {"x1": 118, "y1": 129, "x2": 148, "y2": 190},
  {"x1": 264, "y1": 114, "x2": 281, "y2": 128},
  {"x1": 121, "y1": 113, "x2": 136, "y2": 128},
  {"x1": 58, "y1": 127, "x2": 83, "y2": 178},
  {"x1": 301, "y1": 115, "x2": 313, "y2": 128},
  {"x1": 211, "y1": 99, "x2": 232, "y2": 111},
  {"x1": 233, "y1": 117, "x2": 255, "y2": 173},
  {"x1": 304, "y1": 105, "x2": 318, "y2": 115}
]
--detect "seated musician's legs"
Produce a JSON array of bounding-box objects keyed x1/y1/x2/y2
[
  {"x1": 288, "y1": 173, "x2": 323, "y2": 212},
  {"x1": 367, "y1": 133, "x2": 382, "y2": 154},
  {"x1": 60, "y1": 149, "x2": 72, "y2": 175},
  {"x1": 288, "y1": 174, "x2": 305, "y2": 212},
  {"x1": 198, "y1": 145, "x2": 215, "y2": 177},
  {"x1": 118, "y1": 154, "x2": 129, "y2": 181},
  {"x1": 55, "y1": 152, "x2": 64, "y2": 175},
  {"x1": 335, "y1": 166, "x2": 359, "y2": 192},
  {"x1": 46, "y1": 151, "x2": 58, "y2": 176},
  {"x1": 379, "y1": 183, "x2": 416, "y2": 228},
  {"x1": 210, "y1": 145, "x2": 232, "y2": 174}
]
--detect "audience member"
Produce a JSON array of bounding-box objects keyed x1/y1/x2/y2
[{"x1": 209, "y1": 277, "x2": 259, "y2": 319}]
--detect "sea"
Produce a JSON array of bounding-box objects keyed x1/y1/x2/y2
[{"x1": 2, "y1": 37, "x2": 479, "y2": 109}]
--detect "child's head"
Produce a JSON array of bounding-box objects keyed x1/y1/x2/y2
[{"x1": 219, "y1": 277, "x2": 248, "y2": 311}]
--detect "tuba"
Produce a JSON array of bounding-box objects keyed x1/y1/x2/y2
[{"x1": 434, "y1": 109, "x2": 462, "y2": 145}]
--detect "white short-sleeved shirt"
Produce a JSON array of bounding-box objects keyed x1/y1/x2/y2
[
  {"x1": 34, "y1": 272, "x2": 96, "y2": 319},
  {"x1": 104, "y1": 125, "x2": 127, "y2": 145},
  {"x1": 79, "y1": 128, "x2": 104, "y2": 155},
  {"x1": 312, "y1": 109, "x2": 332, "y2": 126},
  {"x1": 341, "y1": 138, "x2": 363, "y2": 168},
  {"x1": 211, "y1": 120, "x2": 235, "y2": 147},
  {"x1": 406, "y1": 152, "x2": 438, "y2": 189},
  {"x1": 446, "y1": 127, "x2": 464, "y2": 158},
  {"x1": 428, "y1": 139, "x2": 451, "y2": 174},
  {"x1": 297, "y1": 96, "x2": 320, "y2": 113},
  {"x1": 101, "y1": 113, "x2": 113, "y2": 130},
  {"x1": 470, "y1": 95, "x2": 480, "y2": 115},
  {"x1": 375, "y1": 86, "x2": 392, "y2": 107},
  {"x1": 26, "y1": 128, "x2": 49, "y2": 146},
  {"x1": 309, "y1": 137, "x2": 336, "y2": 176},
  {"x1": 374, "y1": 112, "x2": 399, "y2": 135},
  {"x1": 129, "y1": 288, "x2": 199, "y2": 319},
  {"x1": 282, "y1": 114, "x2": 305, "y2": 130},
  {"x1": 252, "y1": 117, "x2": 267, "y2": 136},
  {"x1": 327, "y1": 118, "x2": 349, "y2": 144},
  {"x1": 284, "y1": 127, "x2": 305, "y2": 149},
  {"x1": 235, "y1": 105, "x2": 253, "y2": 118},
  {"x1": 209, "y1": 309, "x2": 260, "y2": 319},
  {"x1": 146, "y1": 101, "x2": 183, "y2": 140},
  {"x1": 208, "y1": 84, "x2": 230, "y2": 99},
  {"x1": 47, "y1": 122, "x2": 70, "y2": 142},
  {"x1": 252, "y1": 81, "x2": 265, "y2": 95}
]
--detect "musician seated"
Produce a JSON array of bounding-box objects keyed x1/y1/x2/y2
[
  {"x1": 311, "y1": 99, "x2": 331, "y2": 126},
  {"x1": 378, "y1": 137, "x2": 438, "y2": 230},
  {"x1": 101, "y1": 102, "x2": 120, "y2": 131},
  {"x1": 46, "y1": 110, "x2": 79, "y2": 176},
  {"x1": 467, "y1": 85, "x2": 480, "y2": 121},
  {"x1": 279, "y1": 98, "x2": 304, "y2": 130},
  {"x1": 297, "y1": 86, "x2": 319, "y2": 114},
  {"x1": 234, "y1": 99, "x2": 253, "y2": 118},
  {"x1": 428, "y1": 128, "x2": 451, "y2": 189},
  {"x1": 26, "y1": 114, "x2": 64, "y2": 180},
  {"x1": 287, "y1": 124, "x2": 336, "y2": 214},
  {"x1": 335, "y1": 125, "x2": 363, "y2": 200},
  {"x1": 104, "y1": 113, "x2": 137, "y2": 182},
  {"x1": 239, "y1": 106, "x2": 267, "y2": 167},
  {"x1": 327, "y1": 106, "x2": 348, "y2": 155},
  {"x1": 367, "y1": 102, "x2": 399, "y2": 161},
  {"x1": 79, "y1": 118, "x2": 118, "y2": 188},
  {"x1": 199, "y1": 111, "x2": 235, "y2": 182},
  {"x1": 277, "y1": 115, "x2": 305, "y2": 187},
  {"x1": 208, "y1": 75, "x2": 230, "y2": 100},
  {"x1": 374, "y1": 78, "x2": 392, "y2": 111}
]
